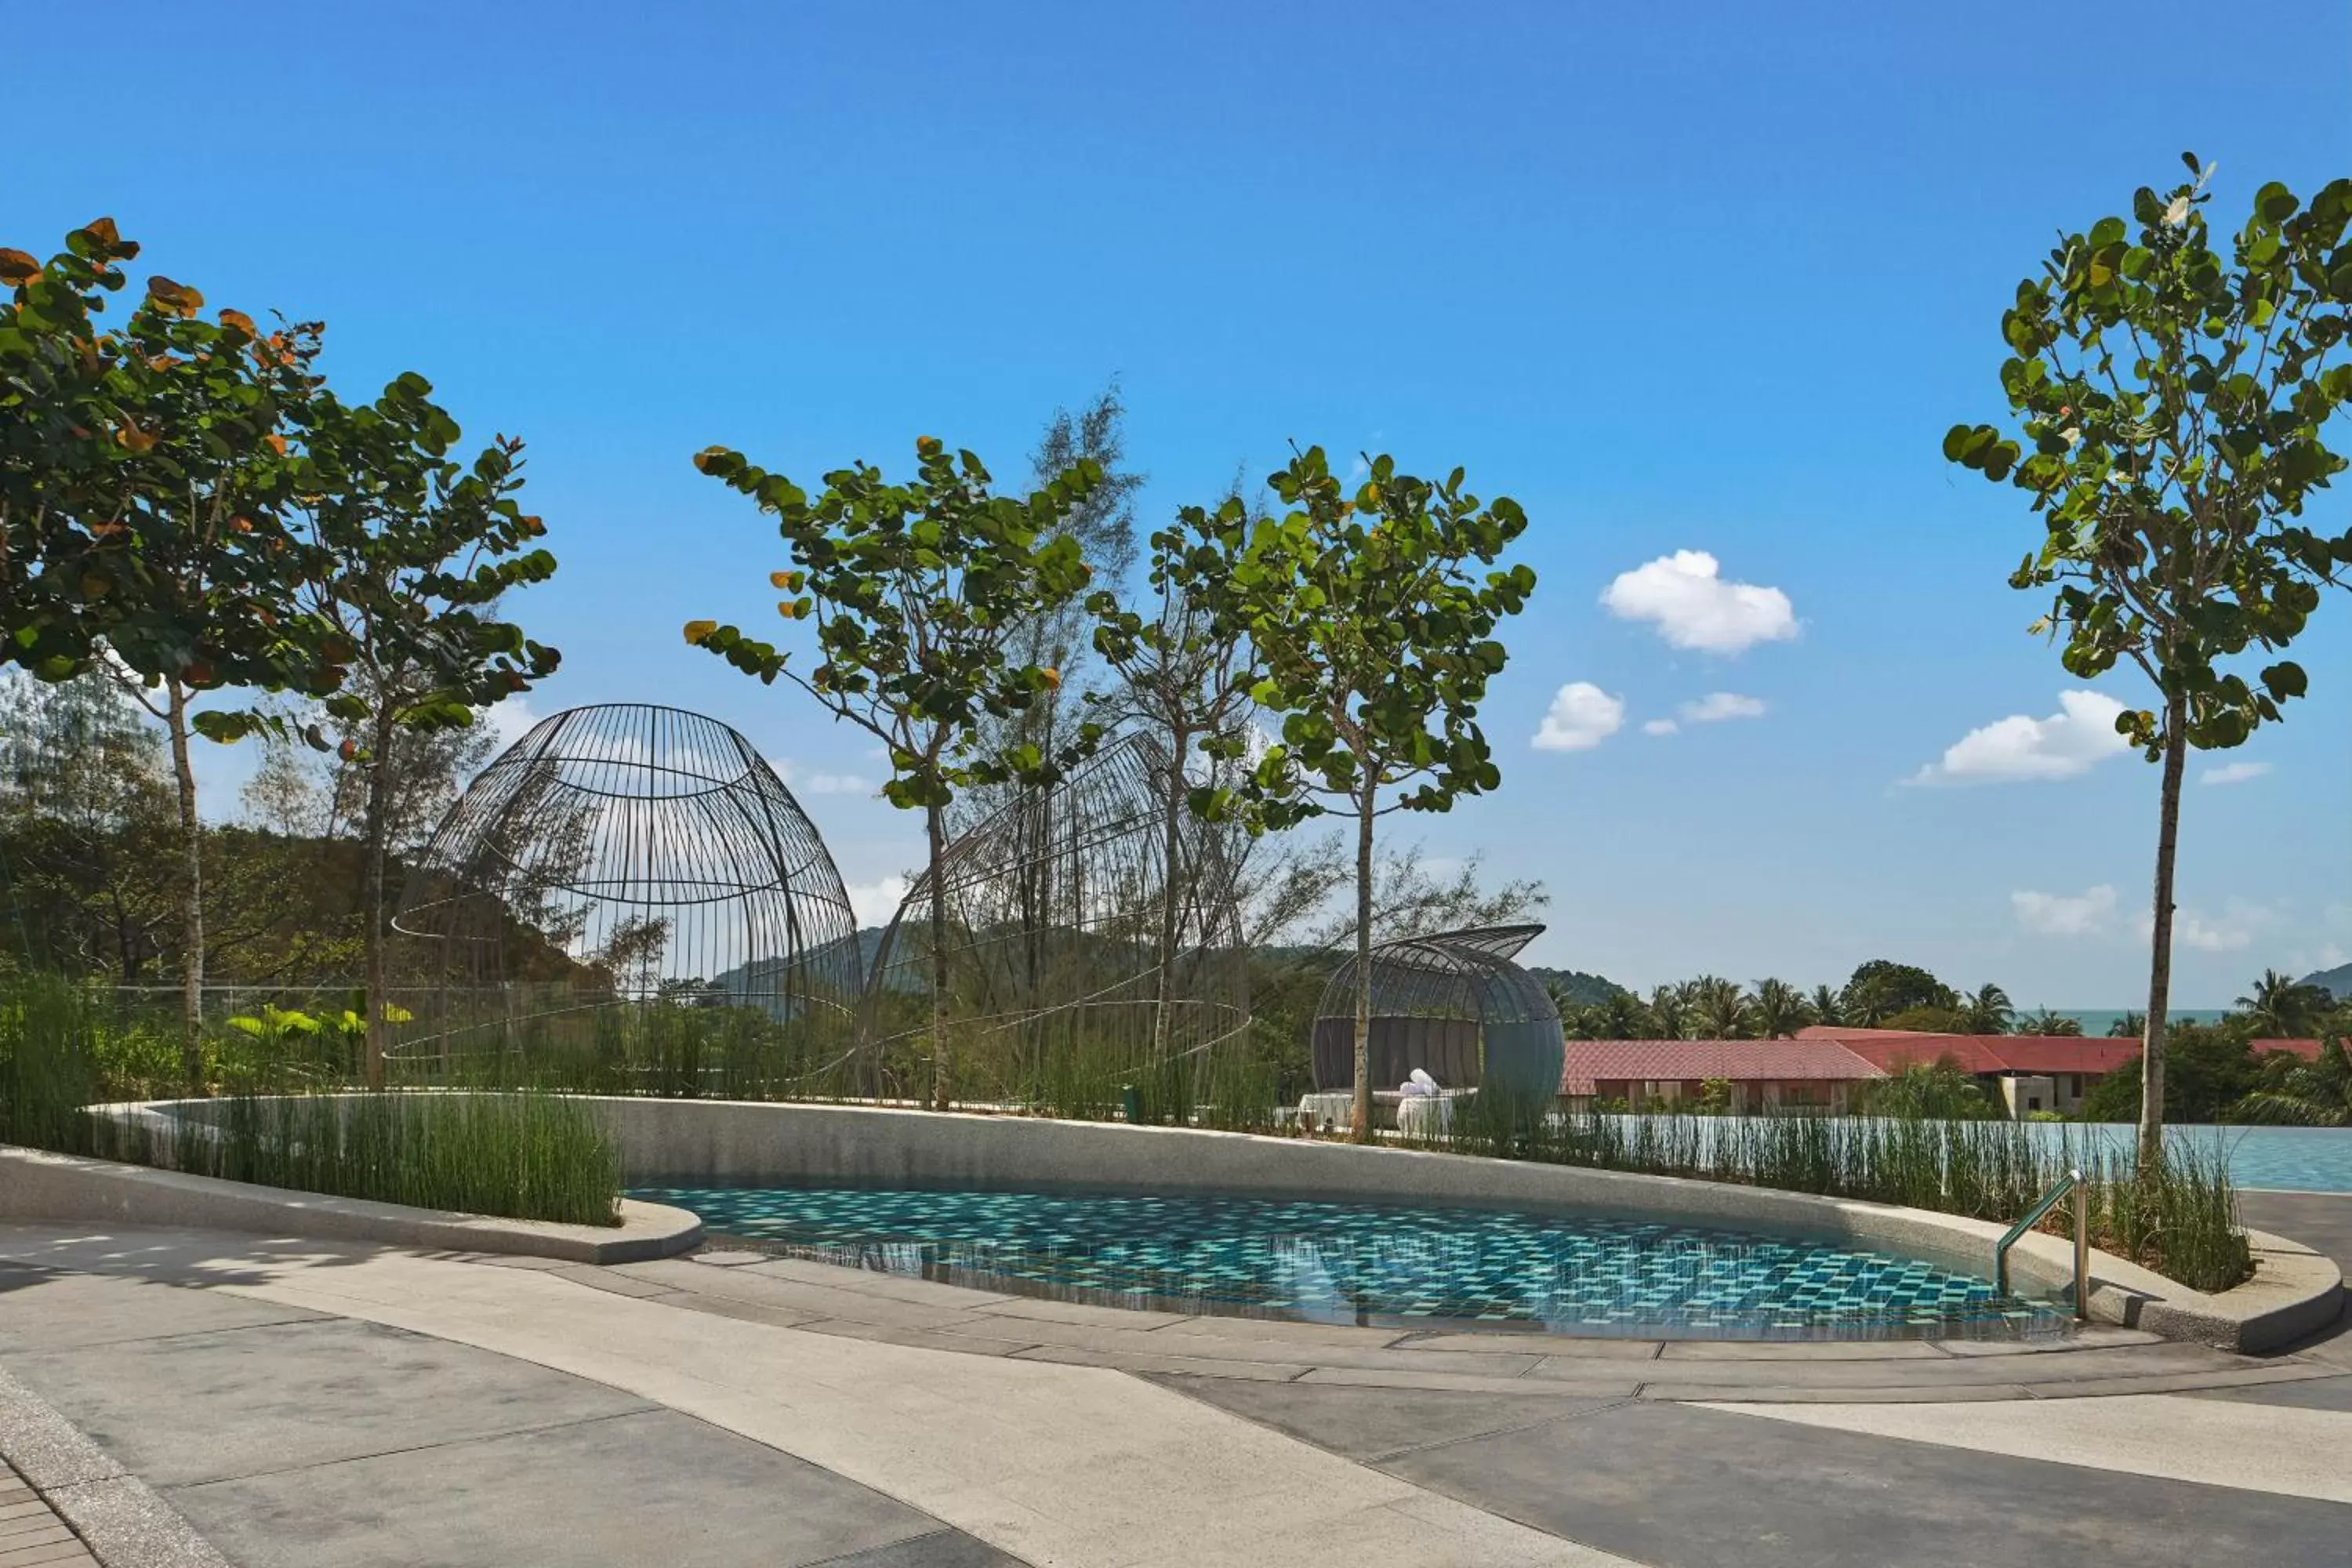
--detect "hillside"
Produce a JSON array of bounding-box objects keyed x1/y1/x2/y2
[
  {"x1": 2300, "y1": 961, "x2": 2352, "y2": 1000},
  {"x1": 1524, "y1": 967, "x2": 1628, "y2": 1008}
]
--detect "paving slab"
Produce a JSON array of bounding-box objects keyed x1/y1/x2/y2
[
  {"x1": 1143, "y1": 1313, "x2": 1407, "y2": 1349},
  {"x1": 1300, "y1": 1366, "x2": 1639, "y2": 1398},
  {"x1": 1383, "y1": 1397, "x2": 2352, "y2": 1566},
  {"x1": 2180, "y1": 1370, "x2": 2352, "y2": 1410},
  {"x1": 793, "y1": 1317, "x2": 1043, "y2": 1357},
  {"x1": 1640, "y1": 1379, "x2": 2037, "y2": 1403},
  {"x1": 1403, "y1": 1333, "x2": 1662, "y2": 1359},
  {"x1": 1147, "y1": 1372, "x2": 1629, "y2": 1461},
  {"x1": 735, "y1": 1257, "x2": 1023, "y2": 1308},
  {"x1": 1653, "y1": 1337, "x2": 1949, "y2": 1361},
  {"x1": 6, "y1": 1318, "x2": 651, "y2": 1487},
  {"x1": 165, "y1": 1406, "x2": 980, "y2": 1568},
  {"x1": 1009, "y1": 1342, "x2": 1309, "y2": 1381},
  {"x1": 0, "y1": 1265, "x2": 328, "y2": 1354}
]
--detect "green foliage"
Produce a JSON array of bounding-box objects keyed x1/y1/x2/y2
[
  {"x1": 1859, "y1": 1058, "x2": 1998, "y2": 1120},
  {"x1": 1841, "y1": 959, "x2": 1957, "y2": 1025},
  {"x1": 2235, "y1": 967, "x2": 2335, "y2": 1036},
  {"x1": 2237, "y1": 1034, "x2": 2352, "y2": 1127},
  {"x1": 1211, "y1": 446, "x2": 1534, "y2": 829},
  {"x1": 2021, "y1": 1007, "x2": 2085, "y2": 1036},
  {"x1": 2077, "y1": 1021, "x2": 2263, "y2": 1123},
  {"x1": 686, "y1": 435, "x2": 1106, "y2": 812},
  {"x1": 1944, "y1": 157, "x2": 2352, "y2": 759}
]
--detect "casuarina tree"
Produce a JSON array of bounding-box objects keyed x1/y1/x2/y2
[
  {"x1": 1946, "y1": 156, "x2": 2352, "y2": 1164},
  {"x1": 1216, "y1": 446, "x2": 1534, "y2": 1141},
  {"x1": 684, "y1": 436, "x2": 1104, "y2": 1108}
]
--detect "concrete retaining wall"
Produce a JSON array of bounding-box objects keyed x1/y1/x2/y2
[{"x1": 0, "y1": 1144, "x2": 702, "y2": 1265}]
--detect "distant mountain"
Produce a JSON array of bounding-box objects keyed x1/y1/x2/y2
[
  {"x1": 2300, "y1": 962, "x2": 2352, "y2": 1001},
  {"x1": 1524, "y1": 967, "x2": 1628, "y2": 1008}
]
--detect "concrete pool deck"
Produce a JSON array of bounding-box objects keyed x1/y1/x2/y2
[{"x1": 5, "y1": 1211, "x2": 2352, "y2": 1566}]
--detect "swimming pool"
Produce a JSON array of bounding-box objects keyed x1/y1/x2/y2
[{"x1": 633, "y1": 1184, "x2": 2070, "y2": 1341}]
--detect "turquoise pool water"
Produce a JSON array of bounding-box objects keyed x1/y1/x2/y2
[
  {"x1": 2067, "y1": 1123, "x2": 2352, "y2": 1192},
  {"x1": 633, "y1": 1185, "x2": 2070, "y2": 1341}
]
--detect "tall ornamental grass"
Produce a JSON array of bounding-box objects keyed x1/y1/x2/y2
[{"x1": 3, "y1": 975, "x2": 621, "y2": 1227}]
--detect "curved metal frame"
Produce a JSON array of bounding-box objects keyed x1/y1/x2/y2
[
  {"x1": 390, "y1": 703, "x2": 862, "y2": 1080},
  {"x1": 1311, "y1": 923, "x2": 1564, "y2": 1098},
  {"x1": 864, "y1": 731, "x2": 1252, "y2": 1109}
]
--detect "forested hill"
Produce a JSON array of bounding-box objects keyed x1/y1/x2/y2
[
  {"x1": 1523, "y1": 967, "x2": 1627, "y2": 1007},
  {"x1": 2303, "y1": 962, "x2": 2352, "y2": 1000}
]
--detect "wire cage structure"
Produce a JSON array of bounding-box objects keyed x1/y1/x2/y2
[
  {"x1": 864, "y1": 731, "x2": 1253, "y2": 1117},
  {"x1": 1310, "y1": 924, "x2": 1565, "y2": 1102},
  {"x1": 389, "y1": 703, "x2": 864, "y2": 1091}
]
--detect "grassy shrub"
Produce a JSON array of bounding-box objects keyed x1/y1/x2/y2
[{"x1": 3, "y1": 975, "x2": 621, "y2": 1227}]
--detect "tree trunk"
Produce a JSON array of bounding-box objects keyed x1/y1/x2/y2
[
  {"x1": 927, "y1": 800, "x2": 951, "y2": 1112},
  {"x1": 361, "y1": 713, "x2": 396, "y2": 1090},
  {"x1": 1150, "y1": 726, "x2": 1190, "y2": 1069},
  {"x1": 2139, "y1": 701, "x2": 2189, "y2": 1170},
  {"x1": 164, "y1": 678, "x2": 205, "y2": 1090},
  {"x1": 1352, "y1": 779, "x2": 1376, "y2": 1144}
]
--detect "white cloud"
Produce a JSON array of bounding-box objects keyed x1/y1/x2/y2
[
  {"x1": 479, "y1": 696, "x2": 545, "y2": 754},
  {"x1": 1677, "y1": 691, "x2": 1767, "y2": 724},
  {"x1": 1533, "y1": 683, "x2": 1625, "y2": 753},
  {"x1": 797, "y1": 771, "x2": 873, "y2": 796},
  {"x1": 1907, "y1": 690, "x2": 2129, "y2": 786},
  {"x1": 844, "y1": 874, "x2": 910, "y2": 928},
  {"x1": 2141, "y1": 898, "x2": 2278, "y2": 955},
  {"x1": 1599, "y1": 550, "x2": 1798, "y2": 654},
  {"x1": 2013, "y1": 884, "x2": 2119, "y2": 938},
  {"x1": 2200, "y1": 760, "x2": 2270, "y2": 787},
  {"x1": 1642, "y1": 719, "x2": 1679, "y2": 736}
]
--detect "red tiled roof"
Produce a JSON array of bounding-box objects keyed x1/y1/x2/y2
[
  {"x1": 1559, "y1": 1039, "x2": 1882, "y2": 1097},
  {"x1": 2250, "y1": 1037, "x2": 2328, "y2": 1062},
  {"x1": 1821, "y1": 1033, "x2": 2012, "y2": 1074}
]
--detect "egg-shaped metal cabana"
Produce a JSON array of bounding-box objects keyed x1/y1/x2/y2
[
  {"x1": 388, "y1": 703, "x2": 863, "y2": 1090},
  {"x1": 1311, "y1": 923, "x2": 1565, "y2": 1101}
]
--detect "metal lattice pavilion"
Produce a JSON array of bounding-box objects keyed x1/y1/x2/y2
[{"x1": 1311, "y1": 923, "x2": 1565, "y2": 1101}]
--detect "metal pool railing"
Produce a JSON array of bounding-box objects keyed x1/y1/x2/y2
[{"x1": 1994, "y1": 1166, "x2": 2089, "y2": 1319}]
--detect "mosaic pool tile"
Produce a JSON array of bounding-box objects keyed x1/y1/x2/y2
[{"x1": 632, "y1": 1185, "x2": 2072, "y2": 1341}]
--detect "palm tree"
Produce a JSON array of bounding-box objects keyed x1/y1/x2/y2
[
  {"x1": 1750, "y1": 978, "x2": 1813, "y2": 1039},
  {"x1": 1600, "y1": 989, "x2": 1654, "y2": 1040},
  {"x1": 1809, "y1": 983, "x2": 1845, "y2": 1028},
  {"x1": 2020, "y1": 1007, "x2": 2085, "y2": 1037},
  {"x1": 1690, "y1": 975, "x2": 1752, "y2": 1040},
  {"x1": 2238, "y1": 968, "x2": 2331, "y2": 1038},
  {"x1": 2107, "y1": 1010, "x2": 2147, "y2": 1040},
  {"x1": 1960, "y1": 983, "x2": 2014, "y2": 1036},
  {"x1": 2236, "y1": 1036, "x2": 2352, "y2": 1125},
  {"x1": 1649, "y1": 982, "x2": 1694, "y2": 1040}
]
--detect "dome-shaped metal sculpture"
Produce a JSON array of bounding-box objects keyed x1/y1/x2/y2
[
  {"x1": 1312, "y1": 924, "x2": 1564, "y2": 1102},
  {"x1": 866, "y1": 732, "x2": 1251, "y2": 1116},
  {"x1": 390, "y1": 703, "x2": 862, "y2": 1088}
]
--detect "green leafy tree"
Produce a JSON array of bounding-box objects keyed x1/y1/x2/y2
[
  {"x1": 1690, "y1": 975, "x2": 1753, "y2": 1039},
  {"x1": 684, "y1": 436, "x2": 1103, "y2": 1108},
  {"x1": 1649, "y1": 982, "x2": 1694, "y2": 1040},
  {"x1": 1842, "y1": 960, "x2": 1956, "y2": 1025},
  {"x1": 3, "y1": 228, "x2": 326, "y2": 1077},
  {"x1": 288, "y1": 376, "x2": 560, "y2": 1086},
  {"x1": 2238, "y1": 1033, "x2": 2352, "y2": 1126},
  {"x1": 2020, "y1": 1007, "x2": 2086, "y2": 1036},
  {"x1": 1945, "y1": 157, "x2": 2352, "y2": 1163},
  {"x1": 2108, "y1": 1009, "x2": 2147, "y2": 1039},
  {"x1": 1749, "y1": 977, "x2": 1813, "y2": 1039},
  {"x1": 1861, "y1": 1058, "x2": 1996, "y2": 1120},
  {"x1": 1214, "y1": 447, "x2": 1534, "y2": 1139},
  {"x1": 1808, "y1": 982, "x2": 1846, "y2": 1028},
  {"x1": 1962, "y1": 983, "x2": 2015, "y2": 1036},
  {"x1": 2081, "y1": 1021, "x2": 2260, "y2": 1123},
  {"x1": 2235, "y1": 967, "x2": 2332, "y2": 1037},
  {"x1": 1878, "y1": 1004, "x2": 1972, "y2": 1033}
]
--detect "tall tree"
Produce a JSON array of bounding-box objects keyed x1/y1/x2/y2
[
  {"x1": 1217, "y1": 447, "x2": 1534, "y2": 1139},
  {"x1": 1808, "y1": 982, "x2": 1846, "y2": 1029},
  {"x1": 1092, "y1": 492, "x2": 1263, "y2": 1065},
  {"x1": 288, "y1": 374, "x2": 559, "y2": 1086},
  {"x1": 1690, "y1": 975, "x2": 1753, "y2": 1040},
  {"x1": 1750, "y1": 978, "x2": 1813, "y2": 1039},
  {"x1": 685, "y1": 436, "x2": 1103, "y2": 1108},
  {"x1": 1842, "y1": 960, "x2": 1955, "y2": 1026},
  {"x1": 1962, "y1": 983, "x2": 2015, "y2": 1036},
  {"x1": 2237, "y1": 967, "x2": 2332, "y2": 1037},
  {"x1": 38, "y1": 252, "x2": 324, "y2": 1079},
  {"x1": 1649, "y1": 982, "x2": 1694, "y2": 1041},
  {"x1": 0, "y1": 671, "x2": 177, "y2": 978},
  {"x1": 1946, "y1": 158, "x2": 2352, "y2": 1163}
]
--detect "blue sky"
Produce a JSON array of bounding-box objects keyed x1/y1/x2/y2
[{"x1": 9, "y1": 1, "x2": 2349, "y2": 1005}]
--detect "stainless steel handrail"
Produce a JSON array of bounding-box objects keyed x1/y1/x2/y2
[{"x1": 1994, "y1": 1167, "x2": 2091, "y2": 1320}]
